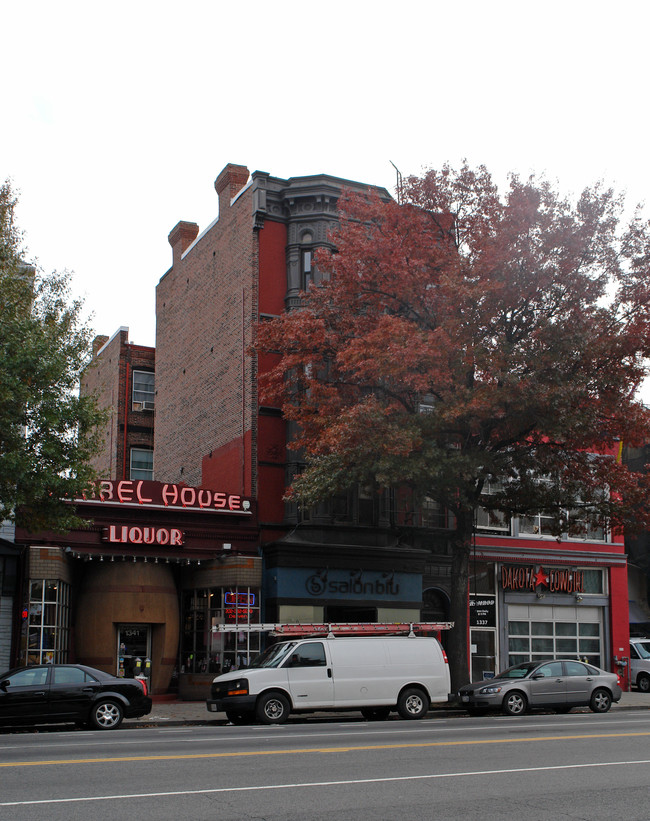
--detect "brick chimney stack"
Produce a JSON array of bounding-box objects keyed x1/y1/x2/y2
[
  {"x1": 214, "y1": 163, "x2": 250, "y2": 216},
  {"x1": 168, "y1": 221, "x2": 200, "y2": 268}
]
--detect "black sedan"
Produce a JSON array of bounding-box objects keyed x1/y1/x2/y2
[{"x1": 0, "y1": 664, "x2": 152, "y2": 730}]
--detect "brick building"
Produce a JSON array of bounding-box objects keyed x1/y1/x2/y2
[
  {"x1": 81, "y1": 327, "x2": 155, "y2": 482},
  {"x1": 12, "y1": 161, "x2": 632, "y2": 695}
]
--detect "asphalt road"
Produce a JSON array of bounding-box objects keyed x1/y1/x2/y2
[{"x1": 1, "y1": 710, "x2": 650, "y2": 820}]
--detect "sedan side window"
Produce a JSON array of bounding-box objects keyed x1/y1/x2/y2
[
  {"x1": 564, "y1": 661, "x2": 589, "y2": 676},
  {"x1": 4, "y1": 668, "x2": 49, "y2": 687},
  {"x1": 52, "y1": 667, "x2": 87, "y2": 685},
  {"x1": 536, "y1": 662, "x2": 564, "y2": 677}
]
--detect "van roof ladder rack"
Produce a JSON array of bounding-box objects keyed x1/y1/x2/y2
[{"x1": 211, "y1": 621, "x2": 454, "y2": 637}]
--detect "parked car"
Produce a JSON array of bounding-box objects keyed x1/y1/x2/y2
[
  {"x1": 207, "y1": 636, "x2": 451, "y2": 724},
  {"x1": 0, "y1": 664, "x2": 152, "y2": 730},
  {"x1": 458, "y1": 659, "x2": 622, "y2": 716},
  {"x1": 630, "y1": 637, "x2": 650, "y2": 692}
]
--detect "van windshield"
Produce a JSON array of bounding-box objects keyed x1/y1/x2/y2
[
  {"x1": 248, "y1": 642, "x2": 297, "y2": 669},
  {"x1": 634, "y1": 641, "x2": 650, "y2": 660}
]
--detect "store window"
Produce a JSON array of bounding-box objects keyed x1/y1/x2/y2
[
  {"x1": 130, "y1": 448, "x2": 153, "y2": 480},
  {"x1": 132, "y1": 370, "x2": 155, "y2": 410},
  {"x1": 180, "y1": 586, "x2": 261, "y2": 675},
  {"x1": 23, "y1": 579, "x2": 70, "y2": 664}
]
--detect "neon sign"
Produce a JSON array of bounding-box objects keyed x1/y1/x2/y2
[
  {"x1": 77, "y1": 480, "x2": 252, "y2": 515},
  {"x1": 225, "y1": 592, "x2": 256, "y2": 606},
  {"x1": 102, "y1": 525, "x2": 184, "y2": 546}
]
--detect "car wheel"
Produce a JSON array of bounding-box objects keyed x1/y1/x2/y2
[
  {"x1": 589, "y1": 688, "x2": 612, "y2": 713},
  {"x1": 397, "y1": 687, "x2": 429, "y2": 720},
  {"x1": 361, "y1": 707, "x2": 391, "y2": 721},
  {"x1": 502, "y1": 691, "x2": 527, "y2": 716},
  {"x1": 256, "y1": 692, "x2": 290, "y2": 725},
  {"x1": 226, "y1": 711, "x2": 254, "y2": 725},
  {"x1": 637, "y1": 674, "x2": 650, "y2": 693},
  {"x1": 90, "y1": 699, "x2": 124, "y2": 730}
]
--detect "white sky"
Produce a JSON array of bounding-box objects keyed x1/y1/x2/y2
[{"x1": 3, "y1": 0, "x2": 649, "y2": 351}]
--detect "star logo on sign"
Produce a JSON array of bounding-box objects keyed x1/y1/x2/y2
[{"x1": 534, "y1": 567, "x2": 549, "y2": 588}]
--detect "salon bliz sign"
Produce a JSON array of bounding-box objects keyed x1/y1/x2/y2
[{"x1": 501, "y1": 565, "x2": 584, "y2": 594}]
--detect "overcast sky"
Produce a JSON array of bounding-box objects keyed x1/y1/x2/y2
[{"x1": 3, "y1": 0, "x2": 649, "y2": 352}]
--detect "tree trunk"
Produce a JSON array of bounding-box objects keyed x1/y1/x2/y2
[{"x1": 446, "y1": 509, "x2": 474, "y2": 695}]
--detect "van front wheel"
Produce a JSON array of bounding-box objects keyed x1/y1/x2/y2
[
  {"x1": 397, "y1": 687, "x2": 429, "y2": 719},
  {"x1": 256, "y1": 692, "x2": 290, "y2": 725}
]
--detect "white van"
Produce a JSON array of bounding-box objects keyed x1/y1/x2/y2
[
  {"x1": 206, "y1": 636, "x2": 451, "y2": 724},
  {"x1": 630, "y1": 637, "x2": 650, "y2": 692}
]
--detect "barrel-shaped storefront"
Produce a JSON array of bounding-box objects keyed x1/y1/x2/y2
[{"x1": 16, "y1": 480, "x2": 260, "y2": 695}]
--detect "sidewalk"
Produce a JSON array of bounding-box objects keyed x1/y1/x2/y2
[{"x1": 127, "y1": 689, "x2": 650, "y2": 727}]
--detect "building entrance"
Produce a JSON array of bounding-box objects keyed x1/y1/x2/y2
[{"x1": 117, "y1": 624, "x2": 151, "y2": 680}]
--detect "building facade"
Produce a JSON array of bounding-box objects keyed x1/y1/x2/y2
[{"x1": 12, "y1": 161, "x2": 633, "y2": 693}]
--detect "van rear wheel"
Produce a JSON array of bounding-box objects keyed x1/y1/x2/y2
[
  {"x1": 397, "y1": 687, "x2": 429, "y2": 719},
  {"x1": 256, "y1": 692, "x2": 290, "y2": 725}
]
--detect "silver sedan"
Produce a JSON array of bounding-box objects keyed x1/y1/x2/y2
[{"x1": 458, "y1": 659, "x2": 622, "y2": 716}]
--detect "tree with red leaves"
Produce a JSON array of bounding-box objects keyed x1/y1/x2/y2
[{"x1": 254, "y1": 163, "x2": 650, "y2": 691}]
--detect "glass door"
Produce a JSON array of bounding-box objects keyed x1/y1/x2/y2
[
  {"x1": 117, "y1": 624, "x2": 151, "y2": 680},
  {"x1": 470, "y1": 629, "x2": 497, "y2": 682}
]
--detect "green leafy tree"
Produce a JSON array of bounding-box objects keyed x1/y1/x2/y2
[
  {"x1": 254, "y1": 163, "x2": 650, "y2": 691},
  {"x1": 0, "y1": 180, "x2": 106, "y2": 532}
]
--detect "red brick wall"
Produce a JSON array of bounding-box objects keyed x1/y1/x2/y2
[
  {"x1": 81, "y1": 330, "x2": 155, "y2": 480},
  {"x1": 155, "y1": 175, "x2": 256, "y2": 489}
]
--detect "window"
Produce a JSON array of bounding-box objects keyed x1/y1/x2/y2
[
  {"x1": 181, "y1": 586, "x2": 261, "y2": 675},
  {"x1": 132, "y1": 370, "x2": 155, "y2": 410},
  {"x1": 130, "y1": 448, "x2": 153, "y2": 481},
  {"x1": 301, "y1": 231, "x2": 314, "y2": 290},
  {"x1": 519, "y1": 511, "x2": 556, "y2": 536},
  {"x1": 52, "y1": 667, "x2": 97, "y2": 685},
  {"x1": 476, "y1": 479, "x2": 510, "y2": 533},
  {"x1": 302, "y1": 249, "x2": 313, "y2": 289},
  {"x1": 507, "y1": 617, "x2": 602, "y2": 668},
  {"x1": 287, "y1": 643, "x2": 326, "y2": 667},
  {"x1": 6, "y1": 667, "x2": 49, "y2": 687},
  {"x1": 23, "y1": 579, "x2": 70, "y2": 664}
]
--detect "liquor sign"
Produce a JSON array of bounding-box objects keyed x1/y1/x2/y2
[
  {"x1": 77, "y1": 479, "x2": 252, "y2": 515},
  {"x1": 501, "y1": 565, "x2": 584, "y2": 594},
  {"x1": 224, "y1": 592, "x2": 257, "y2": 622},
  {"x1": 225, "y1": 592, "x2": 256, "y2": 606},
  {"x1": 469, "y1": 595, "x2": 496, "y2": 628},
  {"x1": 102, "y1": 525, "x2": 184, "y2": 546}
]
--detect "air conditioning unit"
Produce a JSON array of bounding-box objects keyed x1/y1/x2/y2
[{"x1": 142, "y1": 401, "x2": 155, "y2": 411}]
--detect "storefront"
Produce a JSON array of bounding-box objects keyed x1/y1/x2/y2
[
  {"x1": 16, "y1": 480, "x2": 261, "y2": 696},
  {"x1": 262, "y1": 533, "x2": 428, "y2": 625},
  {"x1": 469, "y1": 541, "x2": 630, "y2": 687}
]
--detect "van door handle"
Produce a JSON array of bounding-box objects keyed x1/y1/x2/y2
[{"x1": 327, "y1": 668, "x2": 332, "y2": 678}]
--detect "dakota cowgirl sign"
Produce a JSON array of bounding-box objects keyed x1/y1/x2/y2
[{"x1": 501, "y1": 565, "x2": 585, "y2": 594}]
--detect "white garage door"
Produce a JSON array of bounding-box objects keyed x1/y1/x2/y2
[{"x1": 507, "y1": 604, "x2": 602, "y2": 668}]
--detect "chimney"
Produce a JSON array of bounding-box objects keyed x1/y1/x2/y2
[
  {"x1": 92, "y1": 335, "x2": 109, "y2": 357},
  {"x1": 168, "y1": 221, "x2": 199, "y2": 268},
  {"x1": 215, "y1": 163, "x2": 250, "y2": 216}
]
